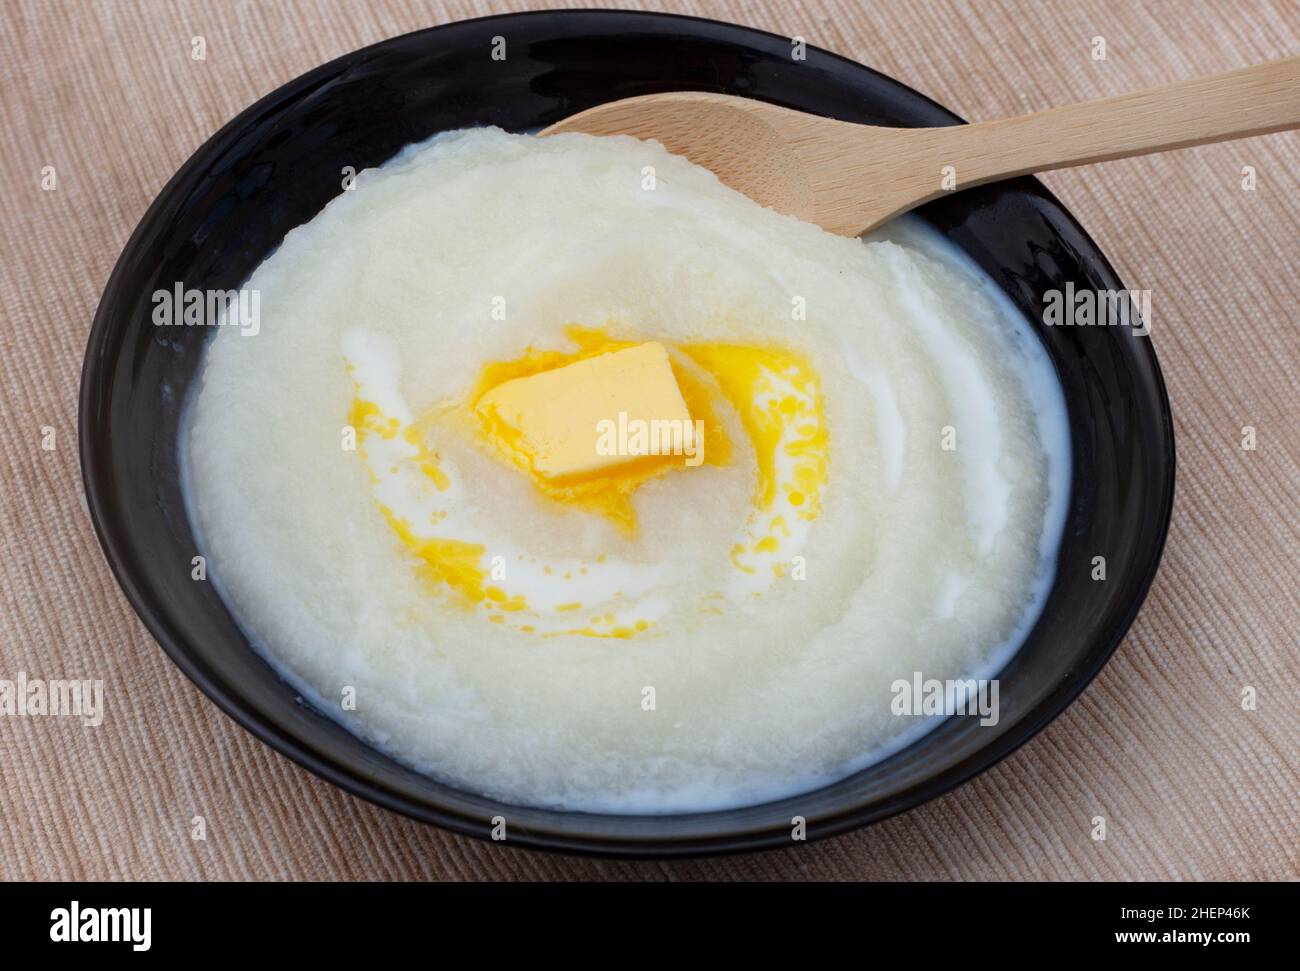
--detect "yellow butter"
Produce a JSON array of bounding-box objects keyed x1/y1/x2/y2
[{"x1": 475, "y1": 342, "x2": 693, "y2": 481}]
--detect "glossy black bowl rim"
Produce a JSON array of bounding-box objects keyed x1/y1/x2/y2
[{"x1": 80, "y1": 9, "x2": 1176, "y2": 857}]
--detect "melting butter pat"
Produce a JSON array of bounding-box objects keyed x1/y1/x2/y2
[{"x1": 475, "y1": 342, "x2": 693, "y2": 481}]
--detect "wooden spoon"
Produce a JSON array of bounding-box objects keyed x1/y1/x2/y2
[{"x1": 541, "y1": 57, "x2": 1300, "y2": 236}]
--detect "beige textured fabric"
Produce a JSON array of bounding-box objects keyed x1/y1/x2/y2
[{"x1": 1, "y1": 0, "x2": 1297, "y2": 882}]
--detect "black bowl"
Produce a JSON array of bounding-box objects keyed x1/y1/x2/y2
[{"x1": 80, "y1": 10, "x2": 1174, "y2": 857}]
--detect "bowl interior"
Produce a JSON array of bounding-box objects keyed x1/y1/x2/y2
[{"x1": 81, "y1": 10, "x2": 1174, "y2": 856}]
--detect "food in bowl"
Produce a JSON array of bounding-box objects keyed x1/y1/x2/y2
[{"x1": 182, "y1": 127, "x2": 1070, "y2": 812}]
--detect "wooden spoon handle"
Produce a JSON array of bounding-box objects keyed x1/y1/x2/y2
[{"x1": 902, "y1": 56, "x2": 1300, "y2": 190}]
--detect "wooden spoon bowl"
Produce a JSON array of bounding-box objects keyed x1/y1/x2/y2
[{"x1": 543, "y1": 58, "x2": 1300, "y2": 236}]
